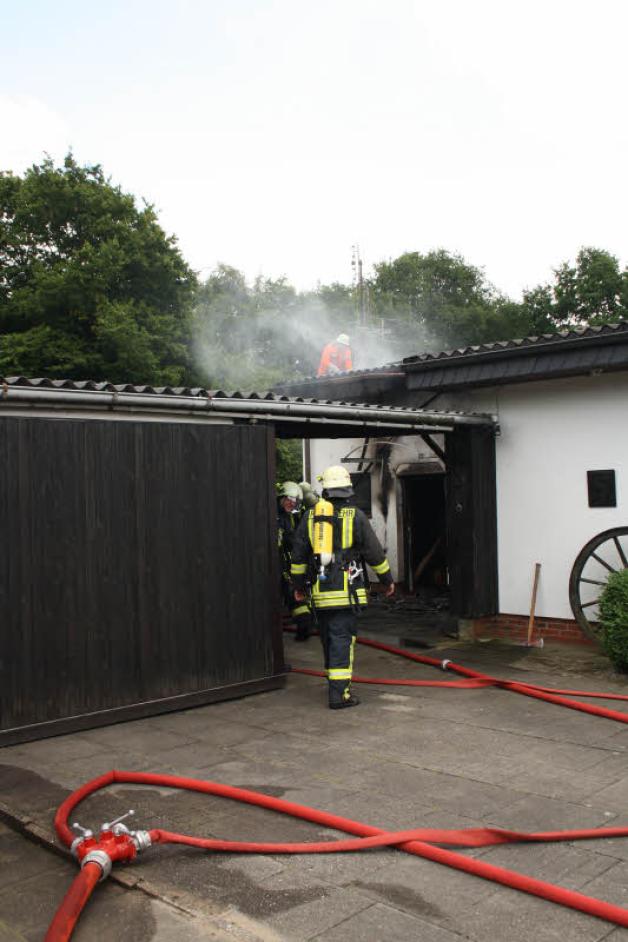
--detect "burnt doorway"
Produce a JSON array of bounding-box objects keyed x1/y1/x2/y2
[{"x1": 402, "y1": 471, "x2": 449, "y2": 610}]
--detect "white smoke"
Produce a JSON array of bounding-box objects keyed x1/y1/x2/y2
[{"x1": 192, "y1": 283, "x2": 436, "y2": 391}]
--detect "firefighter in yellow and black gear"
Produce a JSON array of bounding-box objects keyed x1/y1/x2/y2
[
  {"x1": 290, "y1": 465, "x2": 395, "y2": 709},
  {"x1": 277, "y1": 481, "x2": 312, "y2": 641}
]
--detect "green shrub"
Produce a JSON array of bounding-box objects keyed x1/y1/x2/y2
[{"x1": 599, "y1": 568, "x2": 628, "y2": 671}]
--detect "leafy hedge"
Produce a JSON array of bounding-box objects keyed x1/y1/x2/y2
[{"x1": 599, "y1": 568, "x2": 628, "y2": 671}]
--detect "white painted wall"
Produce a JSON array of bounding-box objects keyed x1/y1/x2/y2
[
  {"x1": 489, "y1": 374, "x2": 628, "y2": 619},
  {"x1": 306, "y1": 372, "x2": 628, "y2": 620}
]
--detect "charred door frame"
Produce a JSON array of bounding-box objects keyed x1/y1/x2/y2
[{"x1": 397, "y1": 462, "x2": 444, "y2": 592}]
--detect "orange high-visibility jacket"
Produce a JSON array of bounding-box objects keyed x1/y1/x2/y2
[{"x1": 317, "y1": 342, "x2": 353, "y2": 377}]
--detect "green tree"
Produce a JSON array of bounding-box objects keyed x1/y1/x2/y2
[
  {"x1": 276, "y1": 439, "x2": 303, "y2": 483},
  {"x1": 306, "y1": 282, "x2": 355, "y2": 320},
  {"x1": 371, "y1": 249, "x2": 521, "y2": 352},
  {"x1": 521, "y1": 247, "x2": 628, "y2": 329},
  {"x1": 0, "y1": 155, "x2": 196, "y2": 383}
]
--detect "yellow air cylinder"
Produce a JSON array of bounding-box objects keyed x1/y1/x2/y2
[{"x1": 312, "y1": 499, "x2": 334, "y2": 569}]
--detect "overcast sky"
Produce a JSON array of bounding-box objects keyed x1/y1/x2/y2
[{"x1": 2, "y1": 0, "x2": 626, "y2": 299}]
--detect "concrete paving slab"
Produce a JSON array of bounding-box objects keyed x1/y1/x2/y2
[
  {"x1": 0, "y1": 824, "x2": 68, "y2": 888},
  {"x1": 578, "y1": 838, "x2": 628, "y2": 865},
  {"x1": 1, "y1": 748, "x2": 161, "y2": 792},
  {"x1": 79, "y1": 716, "x2": 204, "y2": 753},
  {"x1": 486, "y1": 792, "x2": 618, "y2": 831},
  {"x1": 258, "y1": 872, "x2": 372, "y2": 940},
  {"x1": 6, "y1": 732, "x2": 110, "y2": 765},
  {"x1": 497, "y1": 759, "x2": 628, "y2": 803},
  {"x1": 461, "y1": 883, "x2": 620, "y2": 942},
  {"x1": 358, "y1": 759, "x2": 520, "y2": 817},
  {"x1": 586, "y1": 775, "x2": 628, "y2": 815},
  {"x1": 311, "y1": 901, "x2": 466, "y2": 941},
  {"x1": 581, "y1": 861, "x2": 628, "y2": 911},
  {"x1": 369, "y1": 712, "x2": 617, "y2": 770},
  {"x1": 273, "y1": 848, "x2": 396, "y2": 886},
  {"x1": 344, "y1": 850, "x2": 497, "y2": 927},
  {"x1": 479, "y1": 839, "x2": 617, "y2": 888},
  {"x1": 143, "y1": 713, "x2": 274, "y2": 747}
]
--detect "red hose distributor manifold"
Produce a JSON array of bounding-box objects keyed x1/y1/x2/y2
[
  {"x1": 44, "y1": 769, "x2": 628, "y2": 942},
  {"x1": 69, "y1": 809, "x2": 151, "y2": 879}
]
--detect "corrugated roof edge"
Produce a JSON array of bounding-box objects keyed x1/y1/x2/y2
[
  {"x1": 0, "y1": 377, "x2": 488, "y2": 418},
  {"x1": 277, "y1": 320, "x2": 628, "y2": 386},
  {"x1": 1, "y1": 377, "x2": 211, "y2": 396},
  {"x1": 402, "y1": 320, "x2": 628, "y2": 365}
]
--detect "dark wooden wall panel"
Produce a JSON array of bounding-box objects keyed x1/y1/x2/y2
[
  {"x1": 446, "y1": 425, "x2": 498, "y2": 618},
  {"x1": 0, "y1": 417, "x2": 281, "y2": 740}
]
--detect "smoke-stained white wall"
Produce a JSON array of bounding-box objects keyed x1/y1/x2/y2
[
  {"x1": 307, "y1": 433, "x2": 443, "y2": 579},
  {"x1": 307, "y1": 372, "x2": 628, "y2": 620}
]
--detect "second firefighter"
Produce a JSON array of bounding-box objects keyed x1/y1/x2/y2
[{"x1": 277, "y1": 481, "x2": 312, "y2": 641}]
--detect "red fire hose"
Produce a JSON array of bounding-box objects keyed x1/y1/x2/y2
[
  {"x1": 44, "y1": 640, "x2": 628, "y2": 940},
  {"x1": 44, "y1": 862, "x2": 101, "y2": 941},
  {"x1": 292, "y1": 635, "x2": 628, "y2": 724},
  {"x1": 47, "y1": 770, "x2": 628, "y2": 940}
]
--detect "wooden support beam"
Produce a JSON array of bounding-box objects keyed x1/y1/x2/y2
[{"x1": 419, "y1": 432, "x2": 447, "y2": 465}]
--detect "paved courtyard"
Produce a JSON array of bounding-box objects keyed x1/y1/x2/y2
[{"x1": 2, "y1": 633, "x2": 628, "y2": 941}]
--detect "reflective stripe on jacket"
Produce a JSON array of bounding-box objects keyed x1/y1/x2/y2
[{"x1": 290, "y1": 499, "x2": 392, "y2": 610}]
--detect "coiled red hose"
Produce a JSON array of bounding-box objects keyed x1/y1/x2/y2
[
  {"x1": 48, "y1": 769, "x2": 628, "y2": 941},
  {"x1": 45, "y1": 642, "x2": 628, "y2": 939}
]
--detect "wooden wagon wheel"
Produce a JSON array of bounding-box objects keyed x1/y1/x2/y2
[{"x1": 569, "y1": 527, "x2": 628, "y2": 641}]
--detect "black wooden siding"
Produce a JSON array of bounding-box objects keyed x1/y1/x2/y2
[
  {"x1": 446, "y1": 425, "x2": 498, "y2": 618},
  {"x1": 0, "y1": 418, "x2": 283, "y2": 744}
]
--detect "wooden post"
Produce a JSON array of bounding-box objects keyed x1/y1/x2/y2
[{"x1": 527, "y1": 563, "x2": 542, "y2": 645}]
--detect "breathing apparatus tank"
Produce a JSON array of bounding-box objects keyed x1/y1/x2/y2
[{"x1": 312, "y1": 498, "x2": 334, "y2": 580}]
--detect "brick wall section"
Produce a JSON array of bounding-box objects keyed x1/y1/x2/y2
[{"x1": 472, "y1": 613, "x2": 594, "y2": 645}]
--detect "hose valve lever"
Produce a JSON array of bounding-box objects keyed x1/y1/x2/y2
[
  {"x1": 72, "y1": 821, "x2": 94, "y2": 839},
  {"x1": 102, "y1": 809, "x2": 135, "y2": 832}
]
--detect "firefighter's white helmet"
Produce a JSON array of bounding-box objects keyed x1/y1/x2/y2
[
  {"x1": 318, "y1": 465, "x2": 352, "y2": 489},
  {"x1": 336, "y1": 333, "x2": 350, "y2": 346},
  {"x1": 278, "y1": 481, "x2": 303, "y2": 501},
  {"x1": 299, "y1": 481, "x2": 319, "y2": 507}
]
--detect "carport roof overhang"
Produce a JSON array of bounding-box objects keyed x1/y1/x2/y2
[{"x1": 0, "y1": 379, "x2": 495, "y2": 437}]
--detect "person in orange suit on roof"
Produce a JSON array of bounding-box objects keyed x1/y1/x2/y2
[{"x1": 317, "y1": 334, "x2": 353, "y2": 377}]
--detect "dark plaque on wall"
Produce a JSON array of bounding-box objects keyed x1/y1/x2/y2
[{"x1": 587, "y1": 469, "x2": 616, "y2": 508}]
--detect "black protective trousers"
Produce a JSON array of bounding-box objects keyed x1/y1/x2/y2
[{"x1": 316, "y1": 609, "x2": 358, "y2": 706}]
